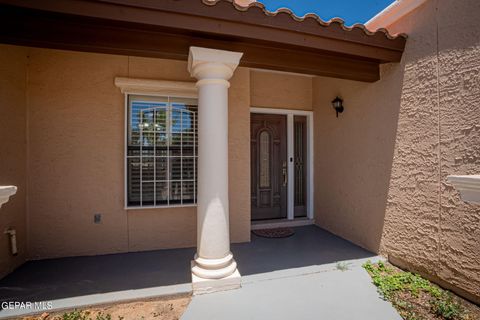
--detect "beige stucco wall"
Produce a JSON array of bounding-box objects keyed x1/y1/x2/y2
[
  {"x1": 0, "y1": 45, "x2": 28, "y2": 278},
  {"x1": 313, "y1": 68, "x2": 402, "y2": 253},
  {"x1": 229, "y1": 68, "x2": 252, "y2": 242},
  {"x1": 0, "y1": 45, "x2": 312, "y2": 264},
  {"x1": 314, "y1": 0, "x2": 480, "y2": 301},
  {"x1": 251, "y1": 70, "x2": 312, "y2": 110},
  {"x1": 24, "y1": 49, "x2": 250, "y2": 259},
  {"x1": 0, "y1": 46, "x2": 319, "y2": 265},
  {"x1": 27, "y1": 49, "x2": 129, "y2": 258}
]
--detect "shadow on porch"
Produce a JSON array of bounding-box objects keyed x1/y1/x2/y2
[{"x1": 0, "y1": 225, "x2": 375, "y2": 303}]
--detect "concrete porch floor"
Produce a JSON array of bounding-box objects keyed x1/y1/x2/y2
[{"x1": 0, "y1": 226, "x2": 399, "y2": 319}]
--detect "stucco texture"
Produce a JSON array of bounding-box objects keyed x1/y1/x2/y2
[
  {"x1": 251, "y1": 70, "x2": 312, "y2": 110},
  {"x1": 313, "y1": 0, "x2": 480, "y2": 301},
  {"x1": 23, "y1": 49, "x2": 250, "y2": 259},
  {"x1": 0, "y1": 45, "x2": 28, "y2": 278},
  {"x1": 229, "y1": 68, "x2": 252, "y2": 243}
]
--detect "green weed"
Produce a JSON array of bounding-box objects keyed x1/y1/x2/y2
[
  {"x1": 431, "y1": 294, "x2": 464, "y2": 320},
  {"x1": 62, "y1": 310, "x2": 90, "y2": 320},
  {"x1": 336, "y1": 261, "x2": 351, "y2": 271},
  {"x1": 363, "y1": 261, "x2": 441, "y2": 300},
  {"x1": 60, "y1": 311, "x2": 113, "y2": 320},
  {"x1": 363, "y1": 261, "x2": 468, "y2": 320}
]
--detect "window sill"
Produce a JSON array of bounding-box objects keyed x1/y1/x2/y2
[
  {"x1": 0, "y1": 185, "x2": 17, "y2": 209},
  {"x1": 125, "y1": 204, "x2": 197, "y2": 210},
  {"x1": 447, "y1": 175, "x2": 480, "y2": 204}
]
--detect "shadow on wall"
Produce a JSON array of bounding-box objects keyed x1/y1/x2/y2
[{"x1": 312, "y1": 60, "x2": 405, "y2": 254}]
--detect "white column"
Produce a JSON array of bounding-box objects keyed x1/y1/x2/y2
[{"x1": 188, "y1": 47, "x2": 243, "y2": 288}]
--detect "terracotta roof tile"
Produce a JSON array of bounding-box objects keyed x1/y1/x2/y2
[{"x1": 203, "y1": 0, "x2": 407, "y2": 40}]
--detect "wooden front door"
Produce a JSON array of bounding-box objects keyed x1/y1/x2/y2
[{"x1": 251, "y1": 113, "x2": 287, "y2": 220}]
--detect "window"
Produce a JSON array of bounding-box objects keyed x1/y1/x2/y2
[
  {"x1": 259, "y1": 130, "x2": 271, "y2": 188},
  {"x1": 126, "y1": 95, "x2": 198, "y2": 208}
]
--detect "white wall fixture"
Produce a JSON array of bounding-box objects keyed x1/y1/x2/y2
[
  {"x1": 0, "y1": 186, "x2": 17, "y2": 209},
  {"x1": 4, "y1": 229, "x2": 18, "y2": 256},
  {"x1": 188, "y1": 46, "x2": 243, "y2": 294},
  {"x1": 447, "y1": 175, "x2": 480, "y2": 204}
]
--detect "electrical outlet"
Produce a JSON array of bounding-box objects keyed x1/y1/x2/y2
[{"x1": 94, "y1": 213, "x2": 102, "y2": 224}]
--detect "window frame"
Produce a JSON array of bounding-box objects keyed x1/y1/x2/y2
[{"x1": 117, "y1": 77, "x2": 198, "y2": 210}]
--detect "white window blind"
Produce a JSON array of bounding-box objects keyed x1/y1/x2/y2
[{"x1": 127, "y1": 95, "x2": 198, "y2": 207}]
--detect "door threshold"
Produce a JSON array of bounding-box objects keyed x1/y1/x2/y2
[{"x1": 251, "y1": 218, "x2": 314, "y2": 230}]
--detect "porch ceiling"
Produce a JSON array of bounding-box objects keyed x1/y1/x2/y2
[{"x1": 0, "y1": 0, "x2": 406, "y2": 82}]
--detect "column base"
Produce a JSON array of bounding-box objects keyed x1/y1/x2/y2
[
  {"x1": 191, "y1": 252, "x2": 238, "y2": 279},
  {"x1": 191, "y1": 261, "x2": 241, "y2": 295}
]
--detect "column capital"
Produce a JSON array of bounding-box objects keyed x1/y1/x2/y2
[{"x1": 188, "y1": 46, "x2": 243, "y2": 81}]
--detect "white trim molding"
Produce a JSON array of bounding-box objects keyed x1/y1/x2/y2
[
  {"x1": 0, "y1": 186, "x2": 17, "y2": 209},
  {"x1": 115, "y1": 78, "x2": 200, "y2": 210},
  {"x1": 447, "y1": 175, "x2": 480, "y2": 205},
  {"x1": 114, "y1": 77, "x2": 197, "y2": 98},
  {"x1": 365, "y1": 0, "x2": 429, "y2": 32},
  {"x1": 250, "y1": 107, "x2": 314, "y2": 220}
]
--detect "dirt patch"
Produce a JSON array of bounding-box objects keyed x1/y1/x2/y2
[
  {"x1": 392, "y1": 290, "x2": 480, "y2": 320},
  {"x1": 22, "y1": 294, "x2": 191, "y2": 320},
  {"x1": 364, "y1": 261, "x2": 480, "y2": 320}
]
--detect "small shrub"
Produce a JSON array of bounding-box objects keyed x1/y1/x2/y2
[
  {"x1": 62, "y1": 311, "x2": 90, "y2": 320},
  {"x1": 60, "y1": 311, "x2": 112, "y2": 320},
  {"x1": 431, "y1": 294, "x2": 464, "y2": 320},
  {"x1": 95, "y1": 312, "x2": 112, "y2": 320}
]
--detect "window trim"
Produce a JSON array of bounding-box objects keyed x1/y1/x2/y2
[
  {"x1": 115, "y1": 77, "x2": 197, "y2": 98},
  {"x1": 116, "y1": 77, "x2": 198, "y2": 210}
]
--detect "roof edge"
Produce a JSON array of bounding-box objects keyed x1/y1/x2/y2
[
  {"x1": 365, "y1": 0, "x2": 428, "y2": 33},
  {"x1": 203, "y1": 0, "x2": 407, "y2": 40}
]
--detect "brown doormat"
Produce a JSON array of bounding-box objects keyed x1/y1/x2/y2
[{"x1": 252, "y1": 227, "x2": 295, "y2": 238}]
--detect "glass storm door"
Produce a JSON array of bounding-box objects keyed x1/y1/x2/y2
[
  {"x1": 251, "y1": 113, "x2": 288, "y2": 220},
  {"x1": 294, "y1": 115, "x2": 307, "y2": 217}
]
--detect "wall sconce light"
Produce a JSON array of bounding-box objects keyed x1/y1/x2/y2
[{"x1": 331, "y1": 96, "x2": 344, "y2": 118}]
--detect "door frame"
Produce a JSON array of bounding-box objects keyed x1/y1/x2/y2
[{"x1": 250, "y1": 107, "x2": 314, "y2": 220}]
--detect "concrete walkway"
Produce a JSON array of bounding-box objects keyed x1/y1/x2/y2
[{"x1": 182, "y1": 259, "x2": 401, "y2": 320}]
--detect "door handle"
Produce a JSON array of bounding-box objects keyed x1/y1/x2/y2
[{"x1": 282, "y1": 161, "x2": 287, "y2": 187}]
